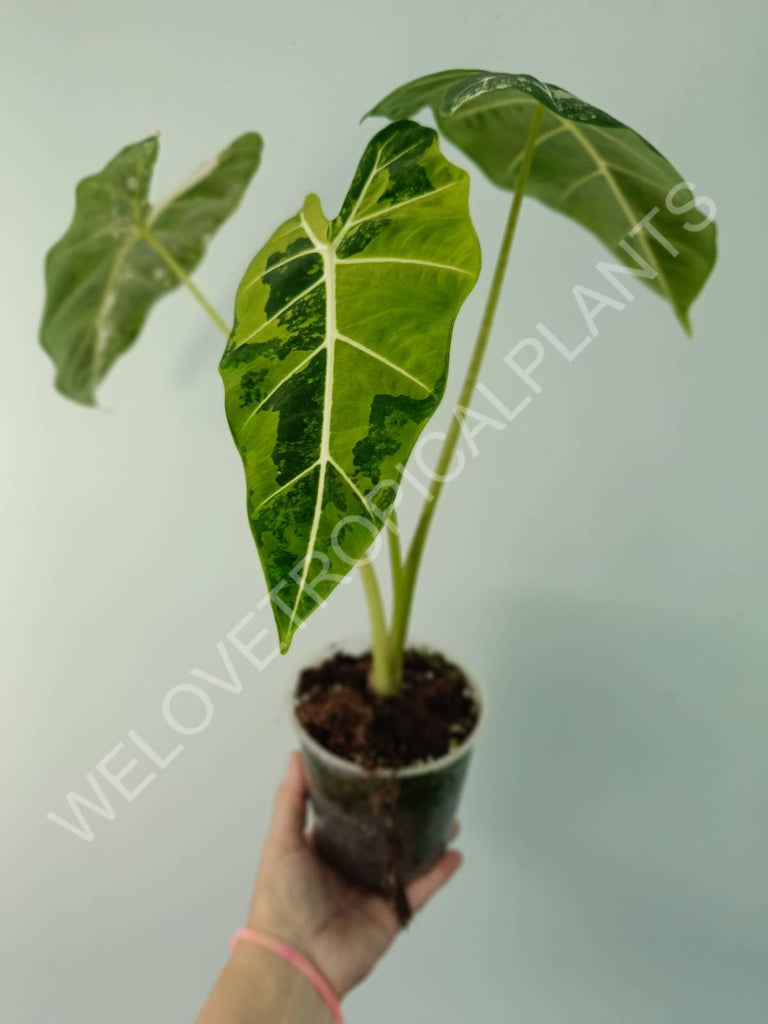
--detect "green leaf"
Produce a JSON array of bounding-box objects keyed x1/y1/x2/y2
[
  {"x1": 220, "y1": 121, "x2": 480, "y2": 652},
  {"x1": 369, "y1": 70, "x2": 717, "y2": 330},
  {"x1": 40, "y1": 132, "x2": 263, "y2": 404}
]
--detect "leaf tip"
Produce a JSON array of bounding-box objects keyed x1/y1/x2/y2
[
  {"x1": 235, "y1": 131, "x2": 264, "y2": 158},
  {"x1": 279, "y1": 630, "x2": 294, "y2": 656},
  {"x1": 55, "y1": 378, "x2": 97, "y2": 407},
  {"x1": 361, "y1": 101, "x2": 383, "y2": 123},
  {"x1": 677, "y1": 309, "x2": 694, "y2": 337}
]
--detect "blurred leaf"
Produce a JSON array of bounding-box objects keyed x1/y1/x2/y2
[{"x1": 40, "y1": 132, "x2": 263, "y2": 404}]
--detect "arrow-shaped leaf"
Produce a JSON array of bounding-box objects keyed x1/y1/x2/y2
[
  {"x1": 40, "y1": 132, "x2": 263, "y2": 404},
  {"x1": 220, "y1": 121, "x2": 480, "y2": 651},
  {"x1": 369, "y1": 70, "x2": 716, "y2": 330}
]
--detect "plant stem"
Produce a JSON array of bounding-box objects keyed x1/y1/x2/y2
[
  {"x1": 385, "y1": 506, "x2": 404, "y2": 683},
  {"x1": 387, "y1": 506, "x2": 403, "y2": 602},
  {"x1": 359, "y1": 559, "x2": 396, "y2": 695},
  {"x1": 389, "y1": 102, "x2": 544, "y2": 671},
  {"x1": 139, "y1": 227, "x2": 231, "y2": 337}
]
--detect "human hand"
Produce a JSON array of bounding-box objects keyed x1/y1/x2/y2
[{"x1": 247, "y1": 751, "x2": 463, "y2": 998}]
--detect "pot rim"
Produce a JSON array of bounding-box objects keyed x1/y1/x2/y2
[{"x1": 290, "y1": 643, "x2": 486, "y2": 780}]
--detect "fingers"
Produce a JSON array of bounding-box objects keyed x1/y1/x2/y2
[
  {"x1": 266, "y1": 751, "x2": 308, "y2": 853},
  {"x1": 405, "y1": 849, "x2": 463, "y2": 915}
]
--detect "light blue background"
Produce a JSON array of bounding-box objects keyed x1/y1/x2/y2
[{"x1": 1, "y1": 1, "x2": 766, "y2": 1021}]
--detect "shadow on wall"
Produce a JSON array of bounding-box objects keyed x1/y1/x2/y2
[{"x1": 465, "y1": 595, "x2": 768, "y2": 1019}]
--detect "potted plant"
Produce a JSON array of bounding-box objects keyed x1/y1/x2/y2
[{"x1": 40, "y1": 69, "x2": 716, "y2": 920}]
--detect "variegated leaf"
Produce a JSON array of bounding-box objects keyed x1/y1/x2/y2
[
  {"x1": 220, "y1": 120, "x2": 480, "y2": 651},
  {"x1": 40, "y1": 132, "x2": 263, "y2": 404},
  {"x1": 369, "y1": 70, "x2": 717, "y2": 330}
]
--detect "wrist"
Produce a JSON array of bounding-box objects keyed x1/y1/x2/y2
[
  {"x1": 231, "y1": 928, "x2": 343, "y2": 1023},
  {"x1": 224, "y1": 942, "x2": 333, "y2": 1023}
]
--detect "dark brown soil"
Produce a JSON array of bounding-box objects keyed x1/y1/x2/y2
[{"x1": 295, "y1": 648, "x2": 478, "y2": 770}]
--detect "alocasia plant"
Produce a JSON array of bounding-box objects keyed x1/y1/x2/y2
[{"x1": 39, "y1": 69, "x2": 717, "y2": 696}]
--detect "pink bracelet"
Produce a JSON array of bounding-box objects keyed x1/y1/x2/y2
[{"x1": 230, "y1": 927, "x2": 344, "y2": 1024}]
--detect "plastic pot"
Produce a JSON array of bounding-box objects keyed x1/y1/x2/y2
[{"x1": 292, "y1": 646, "x2": 484, "y2": 892}]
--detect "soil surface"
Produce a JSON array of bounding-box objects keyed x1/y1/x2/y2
[{"x1": 295, "y1": 648, "x2": 479, "y2": 770}]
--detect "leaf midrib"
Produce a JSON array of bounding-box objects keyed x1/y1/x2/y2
[
  {"x1": 269, "y1": 175, "x2": 450, "y2": 634},
  {"x1": 559, "y1": 119, "x2": 672, "y2": 307},
  {"x1": 90, "y1": 188, "x2": 162, "y2": 381},
  {"x1": 286, "y1": 210, "x2": 335, "y2": 632},
  {"x1": 91, "y1": 229, "x2": 139, "y2": 381}
]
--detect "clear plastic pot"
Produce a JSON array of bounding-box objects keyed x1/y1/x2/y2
[{"x1": 292, "y1": 643, "x2": 484, "y2": 892}]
